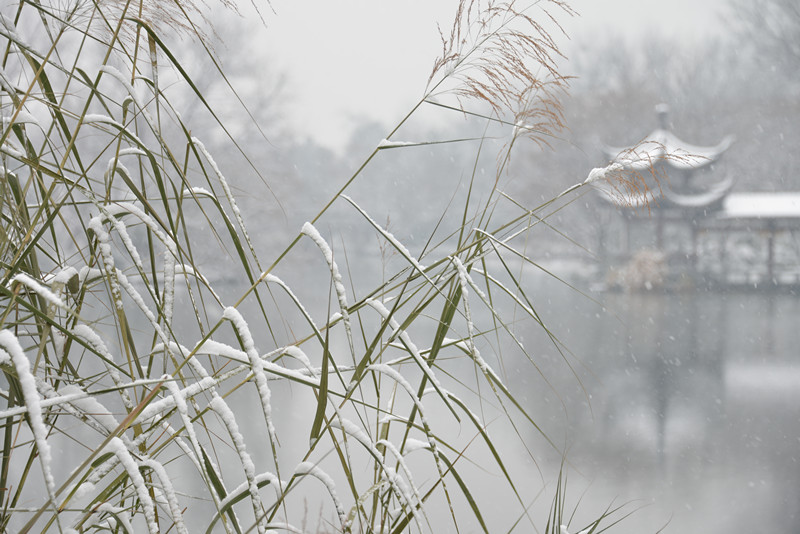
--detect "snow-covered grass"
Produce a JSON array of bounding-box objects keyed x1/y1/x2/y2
[{"x1": 0, "y1": 0, "x2": 631, "y2": 532}]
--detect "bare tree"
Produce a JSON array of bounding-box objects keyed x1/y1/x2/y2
[{"x1": 728, "y1": 0, "x2": 800, "y2": 83}]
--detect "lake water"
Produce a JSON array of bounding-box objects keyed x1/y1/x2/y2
[
  {"x1": 233, "y1": 254, "x2": 800, "y2": 534},
  {"x1": 489, "y1": 271, "x2": 800, "y2": 534},
  {"x1": 20, "y1": 252, "x2": 797, "y2": 534}
]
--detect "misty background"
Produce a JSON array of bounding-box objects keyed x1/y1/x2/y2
[
  {"x1": 156, "y1": 0, "x2": 800, "y2": 532},
  {"x1": 176, "y1": 0, "x2": 799, "y2": 257}
]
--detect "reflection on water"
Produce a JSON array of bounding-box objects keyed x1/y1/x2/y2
[
  {"x1": 510, "y1": 277, "x2": 800, "y2": 534},
  {"x1": 119, "y1": 258, "x2": 799, "y2": 533}
]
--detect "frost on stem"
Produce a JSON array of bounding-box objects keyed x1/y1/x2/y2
[
  {"x1": 261, "y1": 273, "x2": 325, "y2": 341},
  {"x1": 0, "y1": 330, "x2": 58, "y2": 510},
  {"x1": 222, "y1": 307, "x2": 278, "y2": 445},
  {"x1": 99, "y1": 66, "x2": 160, "y2": 134},
  {"x1": 364, "y1": 299, "x2": 455, "y2": 413},
  {"x1": 88, "y1": 214, "x2": 125, "y2": 310},
  {"x1": 294, "y1": 462, "x2": 349, "y2": 531},
  {"x1": 368, "y1": 364, "x2": 448, "y2": 484},
  {"x1": 88, "y1": 503, "x2": 135, "y2": 533},
  {"x1": 72, "y1": 325, "x2": 135, "y2": 409},
  {"x1": 209, "y1": 395, "x2": 269, "y2": 534},
  {"x1": 220, "y1": 471, "x2": 285, "y2": 509},
  {"x1": 341, "y1": 195, "x2": 427, "y2": 274},
  {"x1": 451, "y1": 255, "x2": 514, "y2": 382},
  {"x1": 42, "y1": 383, "x2": 121, "y2": 436},
  {"x1": 105, "y1": 437, "x2": 160, "y2": 533},
  {"x1": 141, "y1": 458, "x2": 189, "y2": 534},
  {"x1": 158, "y1": 379, "x2": 238, "y2": 533},
  {"x1": 193, "y1": 339, "x2": 321, "y2": 387},
  {"x1": 193, "y1": 137, "x2": 261, "y2": 269},
  {"x1": 301, "y1": 222, "x2": 356, "y2": 361},
  {"x1": 376, "y1": 438, "x2": 426, "y2": 517},
  {"x1": 101, "y1": 201, "x2": 180, "y2": 325},
  {"x1": 139, "y1": 375, "x2": 216, "y2": 422},
  {"x1": 9, "y1": 272, "x2": 69, "y2": 312}
]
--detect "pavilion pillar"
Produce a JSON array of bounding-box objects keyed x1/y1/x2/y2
[
  {"x1": 767, "y1": 221, "x2": 775, "y2": 284},
  {"x1": 690, "y1": 221, "x2": 698, "y2": 274},
  {"x1": 624, "y1": 215, "x2": 631, "y2": 258},
  {"x1": 656, "y1": 211, "x2": 664, "y2": 250},
  {"x1": 718, "y1": 229, "x2": 727, "y2": 285}
]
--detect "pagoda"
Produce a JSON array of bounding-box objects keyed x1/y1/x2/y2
[
  {"x1": 596, "y1": 104, "x2": 735, "y2": 263},
  {"x1": 596, "y1": 105, "x2": 800, "y2": 288}
]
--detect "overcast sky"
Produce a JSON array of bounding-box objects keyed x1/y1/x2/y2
[{"x1": 254, "y1": 0, "x2": 731, "y2": 152}]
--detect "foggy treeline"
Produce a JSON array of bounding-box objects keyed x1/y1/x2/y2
[{"x1": 183, "y1": 0, "x2": 799, "y2": 272}]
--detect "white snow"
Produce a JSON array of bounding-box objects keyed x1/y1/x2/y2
[
  {"x1": 139, "y1": 376, "x2": 217, "y2": 421},
  {"x1": 183, "y1": 186, "x2": 213, "y2": 197},
  {"x1": 402, "y1": 438, "x2": 432, "y2": 453},
  {"x1": 9, "y1": 272, "x2": 69, "y2": 311},
  {"x1": 368, "y1": 363, "x2": 446, "y2": 479},
  {"x1": 341, "y1": 195, "x2": 427, "y2": 274},
  {"x1": 105, "y1": 437, "x2": 159, "y2": 533},
  {"x1": 0, "y1": 377, "x2": 161, "y2": 421},
  {"x1": 301, "y1": 222, "x2": 355, "y2": 360},
  {"x1": 72, "y1": 325, "x2": 134, "y2": 409},
  {"x1": 209, "y1": 395, "x2": 268, "y2": 534},
  {"x1": 0, "y1": 66, "x2": 18, "y2": 97},
  {"x1": 222, "y1": 307, "x2": 278, "y2": 443},
  {"x1": 58, "y1": 384, "x2": 120, "y2": 434},
  {"x1": 0, "y1": 330, "x2": 57, "y2": 505},
  {"x1": 377, "y1": 438, "x2": 423, "y2": 506},
  {"x1": 721, "y1": 193, "x2": 800, "y2": 219},
  {"x1": 365, "y1": 299, "x2": 450, "y2": 401},
  {"x1": 262, "y1": 273, "x2": 320, "y2": 333},
  {"x1": 192, "y1": 137, "x2": 260, "y2": 268},
  {"x1": 51, "y1": 266, "x2": 79, "y2": 287},
  {"x1": 88, "y1": 215, "x2": 124, "y2": 310},
  {"x1": 3, "y1": 109, "x2": 40, "y2": 128},
  {"x1": 584, "y1": 162, "x2": 624, "y2": 185},
  {"x1": 141, "y1": 458, "x2": 189, "y2": 534},
  {"x1": 92, "y1": 503, "x2": 135, "y2": 533},
  {"x1": 377, "y1": 139, "x2": 421, "y2": 149},
  {"x1": 83, "y1": 114, "x2": 122, "y2": 127},
  {"x1": 294, "y1": 462, "x2": 348, "y2": 529},
  {"x1": 78, "y1": 266, "x2": 102, "y2": 285},
  {"x1": 220, "y1": 470, "x2": 285, "y2": 508},
  {"x1": 99, "y1": 66, "x2": 161, "y2": 137}
]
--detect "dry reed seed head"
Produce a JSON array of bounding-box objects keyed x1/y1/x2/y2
[
  {"x1": 591, "y1": 139, "x2": 706, "y2": 213},
  {"x1": 429, "y1": 0, "x2": 574, "y2": 144}
]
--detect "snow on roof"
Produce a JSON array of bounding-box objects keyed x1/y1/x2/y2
[
  {"x1": 662, "y1": 175, "x2": 734, "y2": 208},
  {"x1": 603, "y1": 129, "x2": 734, "y2": 171},
  {"x1": 602, "y1": 105, "x2": 734, "y2": 171},
  {"x1": 720, "y1": 193, "x2": 800, "y2": 219}
]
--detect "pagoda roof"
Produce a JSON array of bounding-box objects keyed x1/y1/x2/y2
[
  {"x1": 602, "y1": 104, "x2": 734, "y2": 171},
  {"x1": 595, "y1": 174, "x2": 734, "y2": 211},
  {"x1": 602, "y1": 129, "x2": 734, "y2": 171}
]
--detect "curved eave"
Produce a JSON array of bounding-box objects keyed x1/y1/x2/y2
[
  {"x1": 595, "y1": 182, "x2": 662, "y2": 209},
  {"x1": 661, "y1": 175, "x2": 735, "y2": 209},
  {"x1": 602, "y1": 131, "x2": 735, "y2": 171}
]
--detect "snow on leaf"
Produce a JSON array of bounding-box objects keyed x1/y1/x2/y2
[
  {"x1": 105, "y1": 437, "x2": 159, "y2": 533},
  {"x1": 141, "y1": 458, "x2": 189, "y2": 534},
  {"x1": 222, "y1": 307, "x2": 278, "y2": 443},
  {"x1": 209, "y1": 395, "x2": 268, "y2": 534},
  {"x1": 294, "y1": 462, "x2": 348, "y2": 530},
  {"x1": 9, "y1": 272, "x2": 69, "y2": 312},
  {"x1": 0, "y1": 330, "x2": 57, "y2": 507},
  {"x1": 301, "y1": 221, "x2": 356, "y2": 361}
]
